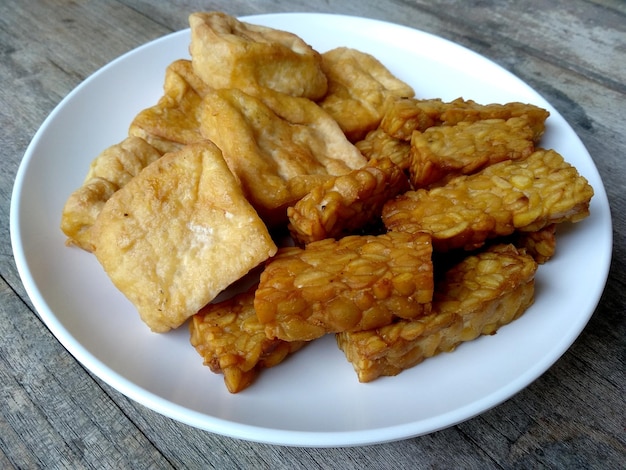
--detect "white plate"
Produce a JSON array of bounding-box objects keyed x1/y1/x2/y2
[{"x1": 10, "y1": 13, "x2": 612, "y2": 447}]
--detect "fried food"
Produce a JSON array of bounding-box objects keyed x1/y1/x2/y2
[
  {"x1": 409, "y1": 117, "x2": 536, "y2": 188},
  {"x1": 337, "y1": 244, "x2": 537, "y2": 382},
  {"x1": 255, "y1": 231, "x2": 434, "y2": 342},
  {"x1": 355, "y1": 128, "x2": 412, "y2": 169},
  {"x1": 381, "y1": 97, "x2": 550, "y2": 143},
  {"x1": 190, "y1": 287, "x2": 306, "y2": 393},
  {"x1": 91, "y1": 141, "x2": 277, "y2": 333},
  {"x1": 129, "y1": 59, "x2": 213, "y2": 154},
  {"x1": 383, "y1": 149, "x2": 594, "y2": 251},
  {"x1": 60, "y1": 136, "x2": 163, "y2": 252},
  {"x1": 189, "y1": 11, "x2": 327, "y2": 100},
  {"x1": 512, "y1": 223, "x2": 557, "y2": 264},
  {"x1": 200, "y1": 87, "x2": 367, "y2": 226},
  {"x1": 287, "y1": 157, "x2": 410, "y2": 245},
  {"x1": 318, "y1": 47, "x2": 415, "y2": 142}
]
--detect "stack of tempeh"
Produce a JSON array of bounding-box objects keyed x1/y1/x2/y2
[{"x1": 60, "y1": 12, "x2": 594, "y2": 393}]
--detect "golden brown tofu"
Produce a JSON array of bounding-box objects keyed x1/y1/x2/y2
[
  {"x1": 318, "y1": 47, "x2": 414, "y2": 142},
  {"x1": 287, "y1": 157, "x2": 410, "y2": 245},
  {"x1": 129, "y1": 59, "x2": 213, "y2": 154},
  {"x1": 337, "y1": 244, "x2": 538, "y2": 382},
  {"x1": 190, "y1": 287, "x2": 306, "y2": 393},
  {"x1": 200, "y1": 87, "x2": 367, "y2": 227},
  {"x1": 91, "y1": 141, "x2": 277, "y2": 333},
  {"x1": 60, "y1": 136, "x2": 163, "y2": 251},
  {"x1": 409, "y1": 117, "x2": 535, "y2": 188},
  {"x1": 255, "y1": 231, "x2": 434, "y2": 342},
  {"x1": 189, "y1": 11, "x2": 327, "y2": 100},
  {"x1": 383, "y1": 149, "x2": 594, "y2": 251}
]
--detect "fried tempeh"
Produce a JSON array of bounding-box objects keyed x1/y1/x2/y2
[
  {"x1": 383, "y1": 149, "x2": 594, "y2": 251},
  {"x1": 337, "y1": 244, "x2": 538, "y2": 382},
  {"x1": 91, "y1": 141, "x2": 277, "y2": 333},
  {"x1": 318, "y1": 47, "x2": 414, "y2": 142},
  {"x1": 255, "y1": 231, "x2": 434, "y2": 342},
  {"x1": 189, "y1": 11, "x2": 327, "y2": 100},
  {"x1": 355, "y1": 128, "x2": 412, "y2": 169},
  {"x1": 60, "y1": 136, "x2": 163, "y2": 252},
  {"x1": 287, "y1": 157, "x2": 410, "y2": 245},
  {"x1": 380, "y1": 97, "x2": 550, "y2": 143},
  {"x1": 200, "y1": 86, "x2": 367, "y2": 226},
  {"x1": 129, "y1": 59, "x2": 213, "y2": 154},
  {"x1": 409, "y1": 117, "x2": 536, "y2": 188},
  {"x1": 190, "y1": 287, "x2": 306, "y2": 393}
]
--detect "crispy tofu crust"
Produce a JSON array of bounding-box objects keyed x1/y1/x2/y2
[
  {"x1": 190, "y1": 287, "x2": 306, "y2": 393},
  {"x1": 318, "y1": 47, "x2": 415, "y2": 142},
  {"x1": 409, "y1": 117, "x2": 536, "y2": 188},
  {"x1": 337, "y1": 244, "x2": 538, "y2": 382},
  {"x1": 91, "y1": 141, "x2": 277, "y2": 333},
  {"x1": 200, "y1": 87, "x2": 367, "y2": 226},
  {"x1": 255, "y1": 231, "x2": 433, "y2": 342},
  {"x1": 189, "y1": 11, "x2": 327, "y2": 100},
  {"x1": 287, "y1": 157, "x2": 410, "y2": 245},
  {"x1": 129, "y1": 59, "x2": 213, "y2": 154},
  {"x1": 383, "y1": 149, "x2": 594, "y2": 251},
  {"x1": 381, "y1": 97, "x2": 550, "y2": 143},
  {"x1": 60, "y1": 136, "x2": 163, "y2": 251}
]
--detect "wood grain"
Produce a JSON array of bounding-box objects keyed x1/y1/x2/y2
[{"x1": 1, "y1": 0, "x2": 624, "y2": 468}]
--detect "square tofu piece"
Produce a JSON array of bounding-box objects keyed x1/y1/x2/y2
[{"x1": 92, "y1": 141, "x2": 277, "y2": 333}]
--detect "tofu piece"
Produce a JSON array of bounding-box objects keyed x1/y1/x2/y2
[{"x1": 91, "y1": 141, "x2": 277, "y2": 333}]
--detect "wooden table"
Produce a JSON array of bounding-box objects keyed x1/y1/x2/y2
[{"x1": 1, "y1": 1, "x2": 624, "y2": 468}]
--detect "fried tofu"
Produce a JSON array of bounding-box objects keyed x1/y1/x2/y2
[
  {"x1": 190, "y1": 287, "x2": 306, "y2": 393},
  {"x1": 128, "y1": 59, "x2": 213, "y2": 154},
  {"x1": 318, "y1": 47, "x2": 415, "y2": 142},
  {"x1": 91, "y1": 141, "x2": 277, "y2": 333},
  {"x1": 255, "y1": 231, "x2": 433, "y2": 342},
  {"x1": 189, "y1": 11, "x2": 327, "y2": 100},
  {"x1": 383, "y1": 149, "x2": 594, "y2": 251},
  {"x1": 60, "y1": 136, "x2": 163, "y2": 251},
  {"x1": 200, "y1": 87, "x2": 367, "y2": 226},
  {"x1": 337, "y1": 244, "x2": 537, "y2": 382}
]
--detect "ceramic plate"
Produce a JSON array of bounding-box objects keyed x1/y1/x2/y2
[{"x1": 10, "y1": 13, "x2": 612, "y2": 447}]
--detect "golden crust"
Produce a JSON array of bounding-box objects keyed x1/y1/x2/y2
[
  {"x1": 355, "y1": 128, "x2": 412, "y2": 169},
  {"x1": 254, "y1": 231, "x2": 433, "y2": 342},
  {"x1": 337, "y1": 244, "x2": 538, "y2": 382},
  {"x1": 318, "y1": 47, "x2": 414, "y2": 142},
  {"x1": 287, "y1": 157, "x2": 410, "y2": 245},
  {"x1": 200, "y1": 87, "x2": 367, "y2": 226},
  {"x1": 128, "y1": 59, "x2": 212, "y2": 154},
  {"x1": 409, "y1": 117, "x2": 536, "y2": 188},
  {"x1": 189, "y1": 11, "x2": 327, "y2": 100},
  {"x1": 383, "y1": 149, "x2": 594, "y2": 251},
  {"x1": 91, "y1": 141, "x2": 277, "y2": 333},
  {"x1": 60, "y1": 136, "x2": 163, "y2": 251},
  {"x1": 190, "y1": 287, "x2": 306, "y2": 393}
]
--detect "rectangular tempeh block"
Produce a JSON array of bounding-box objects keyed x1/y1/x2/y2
[
  {"x1": 336, "y1": 244, "x2": 538, "y2": 383},
  {"x1": 383, "y1": 149, "x2": 594, "y2": 251},
  {"x1": 255, "y1": 231, "x2": 434, "y2": 341}
]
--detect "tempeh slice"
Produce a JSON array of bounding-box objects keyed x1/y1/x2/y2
[
  {"x1": 409, "y1": 117, "x2": 535, "y2": 188},
  {"x1": 190, "y1": 288, "x2": 306, "y2": 393},
  {"x1": 380, "y1": 97, "x2": 550, "y2": 143},
  {"x1": 383, "y1": 149, "x2": 594, "y2": 251},
  {"x1": 336, "y1": 244, "x2": 538, "y2": 382},
  {"x1": 355, "y1": 128, "x2": 412, "y2": 169},
  {"x1": 255, "y1": 231, "x2": 434, "y2": 342},
  {"x1": 287, "y1": 157, "x2": 410, "y2": 245}
]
